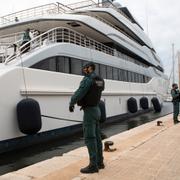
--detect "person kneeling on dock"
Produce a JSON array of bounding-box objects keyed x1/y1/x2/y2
[
  {"x1": 69, "y1": 62, "x2": 105, "y2": 173},
  {"x1": 171, "y1": 83, "x2": 180, "y2": 124}
]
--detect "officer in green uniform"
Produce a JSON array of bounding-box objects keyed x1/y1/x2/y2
[
  {"x1": 69, "y1": 62, "x2": 105, "y2": 173},
  {"x1": 171, "y1": 83, "x2": 180, "y2": 124}
]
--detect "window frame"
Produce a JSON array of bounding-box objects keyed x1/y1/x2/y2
[{"x1": 30, "y1": 56, "x2": 151, "y2": 83}]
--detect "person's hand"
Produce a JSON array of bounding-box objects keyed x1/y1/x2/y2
[{"x1": 69, "y1": 105, "x2": 74, "y2": 112}]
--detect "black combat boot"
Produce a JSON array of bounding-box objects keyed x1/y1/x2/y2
[
  {"x1": 80, "y1": 164, "x2": 99, "y2": 174},
  {"x1": 174, "y1": 120, "x2": 180, "y2": 124},
  {"x1": 98, "y1": 162, "x2": 105, "y2": 169},
  {"x1": 174, "y1": 118, "x2": 180, "y2": 124}
]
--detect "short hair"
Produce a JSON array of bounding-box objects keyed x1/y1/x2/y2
[
  {"x1": 172, "y1": 83, "x2": 178, "y2": 88},
  {"x1": 83, "y1": 62, "x2": 95, "y2": 71}
]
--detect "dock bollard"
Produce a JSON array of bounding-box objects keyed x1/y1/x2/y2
[
  {"x1": 104, "y1": 141, "x2": 116, "y2": 152},
  {"x1": 157, "y1": 121, "x2": 163, "y2": 126}
]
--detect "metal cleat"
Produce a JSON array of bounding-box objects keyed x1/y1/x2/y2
[
  {"x1": 104, "y1": 141, "x2": 116, "y2": 152},
  {"x1": 157, "y1": 121, "x2": 163, "y2": 126}
]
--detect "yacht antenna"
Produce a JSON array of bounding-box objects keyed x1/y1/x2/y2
[
  {"x1": 145, "y1": 0, "x2": 149, "y2": 36},
  {"x1": 172, "y1": 43, "x2": 175, "y2": 83},
  {"x1": 177, "y1": 51, "x2": 180, "y2": 88}
]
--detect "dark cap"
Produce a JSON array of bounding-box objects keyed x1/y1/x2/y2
[
  {"x1": 83, "y1": 62, "x2": 95, "y2": 70},
  {"x1": 172, "y1": 83, "x2": 178, "y2": 87}
]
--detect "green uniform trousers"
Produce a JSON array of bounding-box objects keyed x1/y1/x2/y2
[
  {"x1": 173, "y1": 102, "x2": 179, "y2": 122},
  {"x1": 83, "y1": 106, "x2": 103, "y2": 166}
]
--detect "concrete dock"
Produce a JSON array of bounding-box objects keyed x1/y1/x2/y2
[{"x1": 1, "y1": 114, "x2": 180, "y2": 180}]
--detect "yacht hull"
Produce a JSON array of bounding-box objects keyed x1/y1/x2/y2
[{"x1": 0, "y1": 67, "x2": 168, "y2": 153}]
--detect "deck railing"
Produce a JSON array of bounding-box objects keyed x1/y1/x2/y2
[
  {"x1": 0, "y1": 32, "x2": 24, "y2": 62},
  {"x1": 0, "y1": 3, "x2": 58, "y2": 25},
  {"x1": 3, "y1": 27, "x2": 147, "y2": 68},
  {"x1": 4, "y1": 27, "x2": 114, "y2": 64},
  {"x1": 0, "y1": 32, "x2": 23, "y2": 44},
  {"x1": 67, "y1": 0, "x2": 98, "y2": 10},
  {"x1": 0, "y1": 1, "x2": 131, "y2": 26}
]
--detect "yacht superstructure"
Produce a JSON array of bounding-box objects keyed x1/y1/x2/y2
[{"x1": 0, "y1": 0, "x2": 168, "y2": 153}]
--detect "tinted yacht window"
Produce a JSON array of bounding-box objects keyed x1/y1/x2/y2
[
  {"x1": 57, "y1": 56, "x2": 64, "y2": 72},
  {"x1": 131, "y1": 72, "x2": 135, "y2": 82},
  {"x1": 107, "y1": 66, "x2": 113, "y2": 79},
  {"x1": 125, "y1": 71, "x2": 129, "y2": 82},
  {"x1": 100, "y1": 64, "x2": 107, "y2": 79},
  {"x1": 71, "y1": 58, "x2": 82, "y2": 75},
  {"x1": 31, "y1": 57, "x2": 56, "y2": 71},
  {"x1": 139, "y1": 74, "x2": 143, "y2": 83},
  {"x1": 57, "y1": 56, "x2": 70, "y2": 73},
  {"x1": 143, "y1": 75, "x2": 146, "y2": 83},
  {"x1": 30, "y1": 56, "x2": 151, "y2": 83},
  {"x1": 119, "y1": 69, "x2": 123, "y2": 81},
  {"x1": 64, "y1": 57, "x2": 70, "y2": 73},
  {"x1": 113, "y1": 68, "x2": 119, "y2": 80},
  {"x1": 137, "y1": 74, "x2": 141, "y2": 83},
  {"x1": 95, "y1": 63, "x2": 100, "y2": 76}
]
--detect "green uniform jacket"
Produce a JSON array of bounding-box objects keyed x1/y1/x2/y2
[
  {"x1": 70, "y1": 72, "x2": 96, "y2": 106},
  {"x1": 22, "y1": 31, "x2": 31, "y2": 42},
  {"x1": 171, "y1": 89, "x2": 180, "y2": 103}
]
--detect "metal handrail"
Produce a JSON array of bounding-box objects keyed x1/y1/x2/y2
[
  {"x1": 4, "y1": 27, "x2": 114, "y2": 63},
  {"x1": 1, "y1": 39, "x2": 22, "y2": 62},
  {"x1": 0, "y1": 32, "x2": 23, "y2": 45},
  {"x1": 0, "y1": 3, "x2": 58, "y2": 25},
  {"x1": 67, "y1": 0, "x2": 97, "y2": 10},
  {"x1": 3, "y1": 27, "x2": 147, "y2": 68},
  {"x1": 0, "y1": 32, "x2": 24, "y2": 62},
  {"x1": 67, "y1": 0, "x2": 131, "y2": 21},
  {"x1": 0, "y1": 1, "x2": 131, "y2": 26}
]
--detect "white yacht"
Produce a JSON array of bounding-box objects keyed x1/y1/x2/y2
[{"x1": 0, "y1": 0, "x2": 168, "y2": 153}]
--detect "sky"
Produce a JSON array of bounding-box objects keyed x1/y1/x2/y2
[{"x1": 0, "y1": 0, "x2": 179, "y2": 79}]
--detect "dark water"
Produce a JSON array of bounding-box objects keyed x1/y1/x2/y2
[{"x1": 0, "y1": 102, "x2": 172, "y2": 175}]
